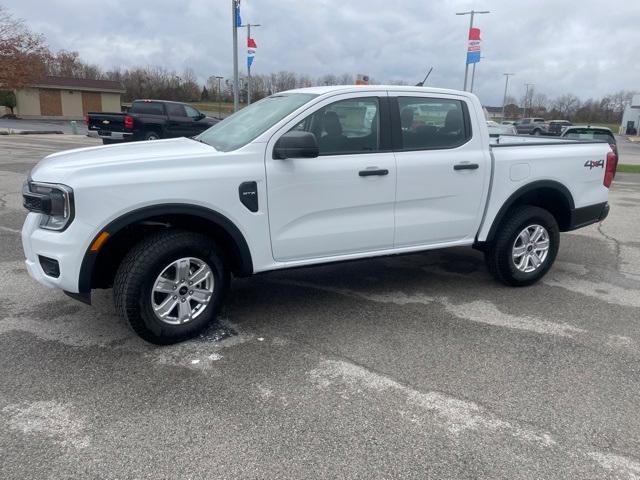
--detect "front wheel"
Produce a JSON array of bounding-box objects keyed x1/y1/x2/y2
[
  {"x1": 484, "y1": 206, "x2": 559, "y2": 286},
  {"x1": 113, "y1": 230, "x2": 228, "y2": 344}
]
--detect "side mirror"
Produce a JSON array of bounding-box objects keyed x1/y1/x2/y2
[
  {"x1": 197, "y1": 113, "x2": 206, "y2": 120},
  {"x1": 273, "y1": 131, "x2": 319, "y2": 159}
]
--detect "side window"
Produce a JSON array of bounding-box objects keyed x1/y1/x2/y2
[
  {"x1": 397, "y1": 97, "x2": 470, "y2": 150},
  {"x1": 166, "y1": 103, "x2": 187, "y2": 117},
  {"x1": 184, "y1": 105, "x2": 201, "y2": 119},
  {"x1": 131, "y1": 102, "x2": 165, "y2": 115},
  {"x1": 290, "y1": 97, "x2": 379, "y2": 155},
  {"x1": 521, "y1": 118, "x2": 531, "y2": 124}
]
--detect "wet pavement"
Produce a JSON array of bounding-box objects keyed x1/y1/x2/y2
[{"x1": 1, "y1": 135, "x2": 640, "y2": 479}]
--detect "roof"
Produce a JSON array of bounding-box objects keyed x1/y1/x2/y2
[
  {"x1": 564, "y1": 125, "x2": 613, "y2": 132},
  {"x1": 32, "y1": 76, "x2": 125, "y2": 93},
  {"x1": 280, "y1": 85, "x2": 475, "y2": 98},
  {"x1": 484, "y1": 106, "x2": 503, "y2": 113}
]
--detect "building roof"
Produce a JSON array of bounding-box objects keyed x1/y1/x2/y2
[
  {"x1": 484, "y1": 106, "x2": 503, "y2": 113},
  {"x1": 32, "y1": 76, "x2": 125, "y2": 93}
]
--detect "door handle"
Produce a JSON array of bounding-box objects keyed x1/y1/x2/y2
[
  {"x1": 359, "y1": 168, "x2": 389, "y2": 177},
  {"x1": 453, "y1": 163, "x2": 479, "y2": 171}
]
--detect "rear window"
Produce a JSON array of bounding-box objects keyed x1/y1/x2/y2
[
  {"x1": 130, "y1": 102, "x2": 165, "y2": 115},
  {"x1": 564, "y1": 128, "x2": 615, "y2": 143},
  {"x1": 398, "y1": 97, "x2": 471, "y2": 150}
]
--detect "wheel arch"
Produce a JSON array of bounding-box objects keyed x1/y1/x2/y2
[
  {"x1": 78, "y1": 204, "x2": 253, "y2": 294},
  {"x1": 482, "y1": 180, "x2": 575, "y2": 244}
]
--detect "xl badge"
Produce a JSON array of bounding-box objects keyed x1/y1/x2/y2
[{"x1": 102, "y1": 120, "x2": 110, "y2": 124}]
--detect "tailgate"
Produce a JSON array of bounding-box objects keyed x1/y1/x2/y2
[{"x1": 87, "y1": 112, "x2": 126, "y2": 132}]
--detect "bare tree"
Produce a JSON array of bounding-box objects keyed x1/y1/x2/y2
[
  {"x1": 47, "y1": 50, "x2": 103, "y2": 79},
  {"x1": 0, "y1": 5, "x2": 49, "y2": 89},
  {"x1": 552, "y1": 94, "x2": 580, "y2": 118}
]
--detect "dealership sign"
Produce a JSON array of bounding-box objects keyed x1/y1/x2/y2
[{"x1": 467, "y1": 27, "x2": 481, "y2": 64}]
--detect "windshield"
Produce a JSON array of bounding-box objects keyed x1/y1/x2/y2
[{"x1": 196, "y1": 93, "x2": 317, "y2": 151}]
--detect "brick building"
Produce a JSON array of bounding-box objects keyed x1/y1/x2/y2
[{"x1": 11, "y1": 76, "x2": 124, "y2": 120}]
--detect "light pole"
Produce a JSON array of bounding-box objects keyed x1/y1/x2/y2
[
  {"x1": 470, "y1": 55, "x2": 485, "y2": 93},
  {"x1": 501, "y1": 73, "x2": 515, "y2": 121},
  {"x1": 523, "y1": 83, "x2": 534, "y2": 117},
  {"x1": 456, "y1": 9, "x2": 490, "y2": 91},
  {"x1": 231, "y1": 0, "x2": 239, "y2": 112},
  {"x1": 240, "y1": 23, "x2": 260, "y2": 105},
  {"x1": 214, "y1": 75, "x2": 223, "y2": 118}
]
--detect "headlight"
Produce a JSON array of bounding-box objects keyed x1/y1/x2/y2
[{"x1": 23, "y1": 181, "x2": 75, "y2": 231}]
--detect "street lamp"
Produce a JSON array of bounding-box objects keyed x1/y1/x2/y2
[
  {"x1": 501, "y1": 73, "x2": 515, "y2": 121},
  {"x1": 456, "y1": 9, "x2": 490, "y2": 91}
]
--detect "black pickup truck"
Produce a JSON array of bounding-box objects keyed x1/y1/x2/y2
[{"x1": 86, "y1": 99, "x2": 220, "y2": 144}]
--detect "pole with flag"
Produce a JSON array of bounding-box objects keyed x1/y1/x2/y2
[
  {"x1": 246, "y1": 25, "x2": 259, "y2": 105},
  {"x1": 456, "y1": 9, "x2": 489, "y2": 91}
]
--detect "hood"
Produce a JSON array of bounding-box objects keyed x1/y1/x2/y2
[{"x1": 30, "y1": 137, "x2": 218, "y2": 183}]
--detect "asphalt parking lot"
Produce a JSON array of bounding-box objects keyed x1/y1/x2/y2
[{"x1": 1, "y1": 134, "x2": 640, "y2": 479}]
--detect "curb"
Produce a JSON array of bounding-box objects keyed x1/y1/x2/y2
[{"x1": 0, "y1": 130, "x2": 64, "y2": 135}]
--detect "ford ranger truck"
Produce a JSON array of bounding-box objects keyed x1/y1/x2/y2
[{"x1": 22, "y1": 86, "x2": 615, "y2": 344}]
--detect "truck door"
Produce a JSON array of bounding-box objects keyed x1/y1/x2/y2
[
  {"x1": 165, "y1": 103, "x2": 191, "y2": 138},
  {"x1": 389, "y1": 93, "x2": 489, "y2": 247},
  {"x1": 265, "y1": 93, "x2": 396, "y2": 262}
]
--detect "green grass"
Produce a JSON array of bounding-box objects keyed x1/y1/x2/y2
[
  {"x1": 189, "y1": 102, "x2": 241, "y2": 115},
  {"x1": 617, "y1": 164, "x2": 640, "y2": 174}
]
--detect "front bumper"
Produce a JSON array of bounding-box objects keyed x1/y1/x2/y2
[{"x1": 22, "y1": 212, "x2": 96, "y2": 293}]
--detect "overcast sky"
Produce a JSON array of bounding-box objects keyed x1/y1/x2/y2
[{"x1": 4, "y1": 0, "x2": 639, "y2": 105}]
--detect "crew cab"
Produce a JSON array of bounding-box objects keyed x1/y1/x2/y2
[
  {"x1": 22, "y1": 86, "x2": 616, "y2": 344},
  {"x1": 86, "y1": 99, "x2": 219, "y2": 144}
]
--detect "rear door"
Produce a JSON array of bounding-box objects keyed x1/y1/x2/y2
[
  {"x1": 265, "y1": 92, "x2": 397, "y2": 261},
  {"x1": 389, "y1": 92, "x2": 490, "y2": 247}
]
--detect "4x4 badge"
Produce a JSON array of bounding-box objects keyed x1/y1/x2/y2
[{"x1": 584, "y1": 159, "x2": 604, "y2": 169}]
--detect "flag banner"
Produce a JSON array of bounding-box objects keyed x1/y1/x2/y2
[
  {"x1": 466, "y1": 27, "x2": 481, "y2": 64},
  {"x1": 247, "y1": 37, "x2": 257, "y2": 69},
  {"x1": 235, "y1": 1, "x2": 242, "y2": 27}
]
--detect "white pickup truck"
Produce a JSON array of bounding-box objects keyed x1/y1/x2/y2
[{"x1": 22, "y1": 86, "x2": 616, "y2": 344}]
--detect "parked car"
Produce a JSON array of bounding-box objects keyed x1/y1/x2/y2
[
  {"x1": 86, "y1": 99, "x2": 220, "y2": 144},
  {"x1": 515, "y1": 117, "x2": 548, "y2": 135},
  {"x1": 23, "y1": 86, "x2": 615, "y2": 344},
  {"x1": 487, "y1": 120, "x2": 517, "y2": 136},
  {"x1": 561, "y1": 125, "x2": 618, "y2": 157},
  {"x1": 547, "y1": 120, "x2": 572, "y2": 136}
]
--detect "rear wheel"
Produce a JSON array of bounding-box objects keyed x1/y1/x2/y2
[
  {"x1": 144, "y1": 131, "x2": 161, "y2": 141},
  {"x1": 113, "y1": 230, "x2": 228, "y2": 344},
  {"x1": 484, "y1": 205, "x2": 559, "y2": 286},
  {"x1": 533, "y1": 129, "x2": 542, "y2": 136},
  {"x1": 102, "y1": 139, "x2": 116, "y2": 145}
]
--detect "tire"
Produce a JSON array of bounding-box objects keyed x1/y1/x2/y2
[
  {"x1": 533, "y1": 129, "x2": 541, "y2": 136},
  {"x1": 102, "y1": 139, "x2": 116, "y2": 145},
  {"x1": 113, "y1": 230, "x2": 228, "y2": 344},
  {"x1": 144, "y1": 131, "x2": 161, "y2": 141},
  {"x1": 484, "y1": 205, "x2": 559, "y2": 287}
]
